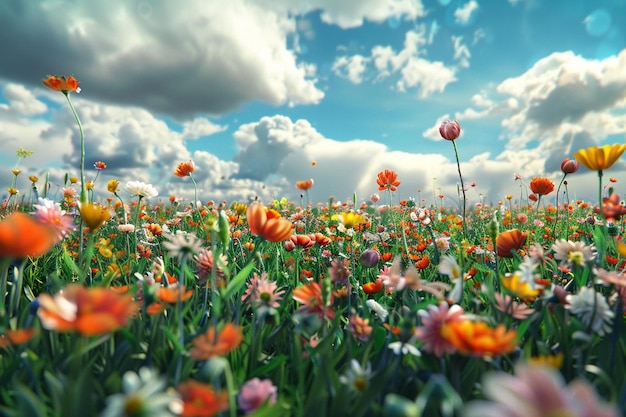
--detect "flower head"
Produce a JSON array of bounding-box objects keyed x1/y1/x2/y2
[
  {"x1": 42, "y1": 75, "x2": 80, "y2": 94},
  {"x1": 440, "y1": 320, "x2": 518, "y2": 357},
  {"x1": 33, "y1": 197, "x2": 76, "y2": 239},
  {"x1": 496, "y1": 229, "x2": 527, "y2": 258},
  {"x1": 566, "y1": 287, "x2": 614, "y2": 336},
  {"x1": 101, "y1": 367, "x2": 182, "y2": 417},
  {"x1": 415, "y1": 303, "x2": 465, "y2": 357},
  {"x1": 376, "y1": 169, "x2": 401, "y2": 191},
  {"x1": 237, "y1": 378, "x2": 277, "y2": 414},
  {"x1": 174, "y1": 160, "x2": 196, "y2": 177},
  {"x1": 241, "y1": 272, "x2": 285, "y2": 315},
  {"x1": 339, "y1": 360, "x2": 372, "y2": 394},
  {"x1": 190, "y1": 323, "x2": 243, "y2": 360},
  {"x1": 552, "y1": 239, "x2": 596, "y2": 267},
  {"x1": 560, "y1": 158, "x2": 579, "y2": 174},
  {"x1": 439, "y1": 119, "x2": 461, "y2": 141},
  {"x1": 529, "y1": 177, "x2": 555, "y2": 196},
  {"x1": 246, "y1": 202, "x2": 293, "y2": 242},
  {"x1": 107, "y1": 179, "x2": 120, "y2": 194},
  {"x1": 178, "y1": 380, "x2": 229, "y2": 417},
  {"x1": 126, "y1": 180, "x2": 159, "y2": 199},
  {"x1": 36, "y1": 284, "x2": 138, "y2": 336},
  {"x1": 295, "y1": 179, "x2": 314, "y2": 191},
  {"x1": 574, "y1": 143, "x2": 626, "y2": 171},
  {"x1": 94, "y1": 161, "x2": 107, "y2": 170},
  {"x1": 0, "y1": 212, "x2": 59, "y2": 259},
  {"x1": 79, "y1": 202, "x2": 112, "y2": 232},
  {"x1": 162, "y1": 230, "x2": 203, "y2": 260},
  {"x1": 292, "y1": 281, "x2": 334, "y2": 319}
]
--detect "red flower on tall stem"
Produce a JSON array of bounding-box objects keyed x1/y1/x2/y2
[
  {"x1": 376, "y1": 170, "x2": 401, "y2": 191},
  {"x1": 529, "y1": 177, "x2": 555, "y2": 196}
]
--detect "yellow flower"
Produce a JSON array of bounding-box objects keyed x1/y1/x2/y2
[
  {"x1": 332, "y1": 212, "x2": 365, "y2": 229},
  {"x1": 107, "y1": 180, "x2": 120, "y2": 194},
  {"x1": 69, "y1": 177, "x2": 78, "y2": 184},
  {"x1": 500, "y1": 272, "x2": 542, "y2": 300},
  {"x1": 573, "y1": 143, "x2": 626, "y2": 171},
  {"x1": 29, "y1": 176, "x2": 39, "y2": 183},
  {"x1": 79, "y1": 203, "x2": 111, "y2": 232},
  {"x1": 85, "y1": 180, "x2": 94, "y2": 191},
  {"x1": 6, "y1": 187, "x2": 18, "y2": 196},
  {"x1": 97, "y1": 238, "x2": 114, "y2": 258},
  {"x1": 12, "y1": 169, "x2": 21, "y2": 176},
  {"x1": 527, "y1": 352, "x2": 564, "y2": 369}
]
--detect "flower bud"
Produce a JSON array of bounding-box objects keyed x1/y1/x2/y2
[
  {"x1": 359, "y1": 249, "x2": 380, "y2": 268},
  {"x1": 560, "y1": 158, "x2": 579, "y2": 174},
  {"x1": 439, "y1": 120, "x2": 461, "y2": 141}
]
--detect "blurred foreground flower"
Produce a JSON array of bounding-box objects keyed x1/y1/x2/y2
[
  {"x1": 463, "y1": 364, "x2": 619, "y2": 417},
  {"x1": 246, "y1": 202, "x2": 293, "y2": 242},
  {"x1": 36, "y1": 284, "x2": 138, "y2": 336},
  {"x1": 79, "y1": 202, "x2": 112, "y2": 232},
  {"x1": 565, "y1": 287, "x2": 614, "y2": 336},
  {"x1": 33, "y1": 197, "x2": 76, "y2": 239},
  {"x1": 178, "y1": 380, "x2": 229, "y2": 417},
  {"x1": 573, "y1": 143, "x2": 626, "y2": 172},
  {"x1": 190, "y1": 323, "x2": 243, "y2": 360},
  {"x1": 415, "y1": 303, "x2": 465, "y2": 357},
  {"x1": 441, "y1": 319, "x2": 517, "y2": 357},
  {"x1": 496, "y1": 229, "x2": 527, "y2": 258},
  {"x1": 237, "y1": 378, "x2": 278, "y2": 414},
  {"x1": 0, "y1": 212, "x2": 59, "y2": 259},
  {"x1": 42, "y1": 75, "x2": 80, "y2": 94},
  {"x1": 101, "y1": 367, "x2": 182, "y2": 417}
]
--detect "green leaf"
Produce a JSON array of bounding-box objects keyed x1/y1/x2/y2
[{"x1": 222, "y1": 261, "x2": 254, "y2": 300}]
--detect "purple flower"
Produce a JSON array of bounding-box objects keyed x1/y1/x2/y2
[{"x1": 237, "y1": 378, "x2": 277, "y2": 414}]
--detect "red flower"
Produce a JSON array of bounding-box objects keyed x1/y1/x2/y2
[
  {"x1": 560, "y1": 158, "x2": 579, "y2": 174},
  {"x1": 178, "y1": 380, "x2": 229, "y2": 417},
  {"x1": 439, "y1": 120, "x2": 461, "y2": 141},
  {"x1": 376, "y1": 169, "x2": 401, "y2": 192},
  {"x1": 496, "y1": 229, "x2": 528, "y2": 258},
  {"x1": 529, "y1": 177, "x2": 555, "y2": 196},
  {"x1": 42, "y1": 75, "x2": 80, "y2": 94},
  {"x1": 174, "y1": 160, "x2": 196, "y2": 177}
]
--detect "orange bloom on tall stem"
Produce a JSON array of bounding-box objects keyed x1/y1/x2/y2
[
  {"x1": 295, "y1": 178, "x2": 314, "y2": 191},
  {"x1": 529, "y1": 177, "x2": 555, "y2": 196},
  {"x1": 376, "y1": 169, "x2": 401, "y2": 191},
  {"x1": 174, "y1": 160, "x2": 196, "y2": 177},
  {"x1": 246, "y1": 202, "x2": 293, "y2": 242},
  {"x1": 440, "y1": 320, "x2": 517, "y2": 357},
  {"x1": 36, "y1": 284, "x2": 138, "y2": 336},
  {"x1": 0, "y1": 212, "x2": 59, "y2": 259},
  {"x1": 496, "y1": 229, "x2": 528, "y2": 258},
  {"x1": 42, "y1": 75, "x2": 80, "y2": 94},
  {"x1": 189, "y1": 323, "x2": 243, "y2": 360},
  {"x1": 178, "y1": 380, "x2": 229, "y2": 417}
]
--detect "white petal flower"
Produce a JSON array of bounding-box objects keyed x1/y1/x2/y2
[
  {"x1": 126, "y1": 181, "x2": 159, "y2": 199},
  {"x1": 566, "y1": 287, "x2": 614, "y2": 336}
]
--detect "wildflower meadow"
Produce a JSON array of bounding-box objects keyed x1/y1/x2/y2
[{"x1": 2, "y1": 75, "x2": 626, "y2": 417}]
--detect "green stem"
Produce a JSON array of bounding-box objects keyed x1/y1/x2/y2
[
  {"x1": 451, "y1": 140, "x2": 467, "y2": 239},
  {"x1": 64, "y1": 93, "x2": 86, "y2": 204}
]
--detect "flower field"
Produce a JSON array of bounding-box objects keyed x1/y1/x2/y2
[{"x1": 1, "y1": 76, "x2": 625, "y2": 417}]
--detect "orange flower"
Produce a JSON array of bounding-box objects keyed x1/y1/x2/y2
[
  {"x1": 190, "y1": 323, "x2": 243, "y2": 360},
  {"x1": 174, "y1": 160, "x2": 196, "y2": 177},
  {"x1": 36, "y1": 284, "x2": 138, "y2": 336},
  {"x1": 292, "y1": 282, "x2": 334, "y2": 319},
  {"x1": 246, "y1": 202, "x2": 293, "y2": 242},
  {"x1": 529, "y1": 177, "x2": 554, "y2": 196},
  {"x1": 295, "y1": 178, "x2": 314, "y2": 191},
  {"x1": 157, "y1": 285, "x2": 194, "y2": 303},
  {"x1": 0, "y1": 212, "x2": 59, "y2": 259},
  {"x1": 376, "y1": 169, "x2": 401, "y2": 192},
  {"x1": 0, "y1": 328, "x2": 37, "y2": 348},
  {"x1": 42, "y1": 75, "x2": 80, "y2": 94},
  {"x1": 290, "y1": 234, "x2": 315, "y2": 248},
  {"x1": 496, "y1": 229, "x2": 527, "y2": 258},
  {"x1": 362, "y1": 278, "x2": 384, "y2": 294},
  {"x1": 79, "y1": 202, "x2": 111, "y2": 232},
  {"x1": 441, "y1": 320, "x2": 517, "y2": 357},
  {"x1": 178, "y1": 380, "x2": 229, "y2": 417}
]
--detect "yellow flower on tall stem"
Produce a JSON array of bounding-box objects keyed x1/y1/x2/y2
[{"x1": 574, "y1": 144, "x2": 626, "y2": 219}]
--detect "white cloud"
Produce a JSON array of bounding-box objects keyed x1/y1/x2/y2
[
  {"x1": 454, "y1": 1, "x2": 479, "y2": 25},
  {"x1": 452, "y1": 36, "x2": 471, "y2": 68},
  {"x1": 181, "y1": 118, "x2": 227, "y2": 141},
  {"x1": 332, "y1": 55, "x2": 369, "y2": 84},
  {"x1": 0, "y1": 0, "x2": 324, "y2": 119}
]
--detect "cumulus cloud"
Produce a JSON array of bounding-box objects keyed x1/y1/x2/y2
[
  {"x1": 332, "y1": 55, "x2": 369, "y2": 84},
  {"x1": 0, "y1": 0, "x2": 324, "y2": 119},
  {"x1": 454, "y1": 1, "x2": 479, "y2": 25}
]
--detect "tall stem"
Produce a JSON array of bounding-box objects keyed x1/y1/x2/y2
[
  {"x1": 451, "y1": 140, "x2": 467, "y2": 239},
  {"x1": 64, "y1": 93, "x2": 86, "y2": 203}
]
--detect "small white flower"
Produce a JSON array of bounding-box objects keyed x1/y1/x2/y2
[
  {"x1": 162, "y1": 230, "x2": 204, "y2": 259},
  {"x1": 366, "y1": 299, "x2": 388, "y2": 322},
  {"x1": 388, "y1": 341, "x2": 421, "y2": 357},
  {"x1": 566, "y1": 287, "x2": 614, "y2": 336},
  {"x1": 126, "y1": 181, "x2": 159, "y2": 199},
  {"x1": 100, "y1": 368, "x2": 182, "y2": 417},
  {"x1": 339, "y1": 360, "x2": 373, "y2": 393}
]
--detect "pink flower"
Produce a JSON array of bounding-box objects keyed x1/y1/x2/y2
[
  {"x1": 439, "y1": 120, "x2": 461, "y2": 141},
  {"x1": 241, "y1": 272, "x2": 285, "y2": 314},
  {"x1": 415, "y1": 303, "x2": 465, "y2": 357},
  {"x1": 493, "y1": 292, "x2": 534, "y2": 320},
  {"x1": 237, "y1": 378, "x2": 277, "y2": 414},
  {"x1": 32, "y1": 198, "x2": 75, "y2": 239},
  {"x1": 348, "y1": 315, "x2": 373, "y2": 342},
  {"x1": 194, "y1": 248, "x2": 227, "y2": 285}
]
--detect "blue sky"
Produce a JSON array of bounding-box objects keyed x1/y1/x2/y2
[{"x1": 1, "y1": 0, "x2": 626, "y2": 208}]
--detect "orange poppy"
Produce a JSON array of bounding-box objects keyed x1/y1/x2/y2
[
  {"x1": 290, "y1": 234, "x2": 315, "y2": 248},
  {"x1": 42, "y1": 75, "x2": 80, "y2": 94},
  {"x1": 295, "y1": 179, "x2": 314, "y2": 191},
  {"x1": 362, "y1": 278, "x2": 384, "y2": 294},
  {"x1": 496, "y1": 229, "x2": 528, "y2": 258},
  {"x1": 376, "y1": 169, "x2": 401, "y2": 192},
  {"x1": 190, "y1": 323, "x2": 243, "y2": 360},
  {"x1": 529, "y1": 177, "x2": 555, "y2": 196},
  {"x1": 440, "y1": 320, "x2": 517, "y2": 357},
  {"x1": 178, "y1": 380, "x2": 229, "y2": 417},
  {"x1": 174, "y1": 160, "x2": 196, "y2": 177},
  {"x1": 157, "y1": 285, "x2": 194, "y2": 303},
  {"x1": 36, "y1": 284, "x2": 138, "y2": 336},
  {"x1": 246, "y1": 202, "x2": 293, "y2": 242},
  {"x1": 0, "y1": 212, "x2": 59, "y2": 259},
  {"x1": 0, "y1": 328, "x2": 37, "y2": 348}
]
